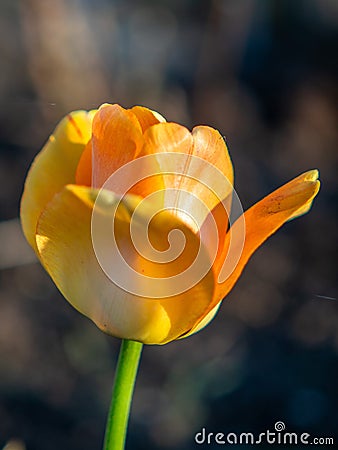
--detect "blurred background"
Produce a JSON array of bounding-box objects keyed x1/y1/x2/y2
[{"x1": 0, "y1": 0, "x2": 337, "y2": 449}]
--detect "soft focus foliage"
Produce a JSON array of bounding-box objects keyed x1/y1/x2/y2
[{"x1": 0, "y1": 1, "x2": 337, "y2": 449}]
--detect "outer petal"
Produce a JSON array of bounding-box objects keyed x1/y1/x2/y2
[
  {"x1": 130, "y1": 105, "x2": 166, "y2": 132},
  {"x1": 75, "y1": 139, "x2": 92, "y2": 187},
  {"x1": 192, "y1": 125, "x2": 234, "y2": 235},
  {"x1": 89, "y1": 104, "x2": 144, "y2": 188},
  {"x1": 20, "y1": 110, "x2": 95, "y2": 251},
  {"x1": 143, "y1": 124, "x2": 233, "y2": 190},
  {"x1": 141, "y1": 123, "x2": 234, "y2": 235},
  {"x1": 76, "y1": 104, "x2": 165, "y2": 198},
  {"x1": 76, "y1": 104, "x2": 165, "y2": 186},
  {"x1": 178, "y1": 303, "x2": 221, "y2": 339},
  {"x1": 214, "y1": 170, "x2": 320, "y2": 303},
  {"x1": 36, "y1": 184, "x2": 215, "y2": 344},
  {"x1": 181, "y1": 170, "x2": 320, "y2": 337},
  {"x1": 192, "y1": 125, "x2": 234, "y2": 189}
]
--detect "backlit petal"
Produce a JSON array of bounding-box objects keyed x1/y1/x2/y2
[
  {"x1": 90, "y1": 104, "x2": 144, "y2": 188},
  {"x1": 76, "y1": 104, "x2": 165, "y2": 198},
  {"x1": 20, "y1": 110, "x2": 95, "y2": 251},
  {"x1": 36, "y1": 184, "x2": 215, "y2": 344},
  {"x1": 141, "y1": 123, "x2": 233, "y2": 236},
  {"x1": 192, "y1": 125, "x2": 234, "y2": 189},
  {"x1": 75, "y1": 105, "x2": 165, "y2": 187},
  {"x1": 75, "y1": 139, "x2": 92, "y2": 187},
  {"x1": 130, "y1": 105, "x2": 166, "y2": 132},
  {"x1": 178, "y1": 302, "x2": 221, "y2": 339},
  {"x1": 214, "y1": 170, "x2": 320, "y2": 304}
]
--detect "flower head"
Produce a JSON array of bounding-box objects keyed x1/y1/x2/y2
[{"x1": 20, "y1": 104, "x2": 320, "y2": 344}]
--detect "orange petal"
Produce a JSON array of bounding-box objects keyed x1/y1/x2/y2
[
  {"x1": 36, "y1": 184, "x2": 216, "y2": 344},
  {"x1": 20, "y1": 110, "x2": 95, "y2": 252},
  {"x1": 180, "y1": 170, "x2": 320, "y2": 336},
  {"x1": 142, "y1": 121, "x2": 192, "y2": 156},
  {"x1": 75, "y1": 139, "x2": 92, "y2": 186},
  {"x1": 191, "y1": 126, "x2": 234, "y2": 251},
  {"x1": 198, "y1": 198, "x2": 231, "y2": 271},
  {"x1": 141, "y1": 123, "x2": 233, "y2": 236},
  {"x1": 214, "y1": 170, "x2": 320, "y2": 304},
  {"x1": 130, "y1": 105, "x2": 166, "y2": 132},
  {"x1": 76, "y1": 104, "x2": 165, "y2": 199},
  {"x1": 192, "y1": 125, "x2": 234, "y2": 189},
  {"x1": 90, "y1": 104, "x2": 144, "y2": 188},
  {"x1": 76, "y1": 105, "x2": 166, "y2": 187}
]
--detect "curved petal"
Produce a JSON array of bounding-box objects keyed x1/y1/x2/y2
[
  {"x1": 214, "y1": 170, "x2": 320, "y2": 305},
  {"x1": 89, "y1": 104, "x2": 144, "y2": 188},
  {"x1": 76, "y1": 105, "x2": 166, "y2": 197},
  {"x1": 75, "y1": 139, "x2": 92, "y2": 187},
  {"x1": 36, "y1": 184, "x2": 216, "y2": 344},
  {"x1": 20, "y1": 110, "x2": 95, "y2": 251},
  {"x1": 141, "y1": 123, "x2": 233, "y2": 237},
  {"x1": 137, "y1": 121, "x2": 193, "y2": 158},
  {"x1": 192, "y1": 125, "x2": 234, "y2": 237},
  {"x1": 179, "y1": 170, "x2": 320, "y2": 336},
  {"x1": 192, "y1": 125, "x2": 234, "y2": 189},
  {"x1": 199, "y1": 199, "x2": 231, "y2": 270},
  {"x1": 130, "y1": 105, "x2": 166, "y2": 132},
  {"x1": 178, "y1": 302, "x2": 221, "y2": 339}
]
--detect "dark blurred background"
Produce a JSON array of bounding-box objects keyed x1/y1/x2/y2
[{"x1": 0, "y1": 1, "x2": 337, "y2": 449}]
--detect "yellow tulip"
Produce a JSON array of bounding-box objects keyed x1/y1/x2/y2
[{"x1": 20, "y1": 104, "x2": 320, "y2": 344}]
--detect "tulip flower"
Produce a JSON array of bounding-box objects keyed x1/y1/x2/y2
[{"x1": 20, "y1": 104, "x2": 320, "y2": 450}]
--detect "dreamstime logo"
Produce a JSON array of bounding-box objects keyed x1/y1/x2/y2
[
  {"x1": 274, "y1": 421, "x2": 285, "y2": 432},
  {"x1": 91, "y1": 152, "x2": 246, "y2": 298},
  {"x1": 194, "y1": 421, "x2": 335, "y2": 446}
]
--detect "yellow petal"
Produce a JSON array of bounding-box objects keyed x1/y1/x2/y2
[
  {"x1": 36, "y1": 184, "x2": 215, "y2": 344},
  {"x1": 214, "y1": 170, "x2": 320, "y2": 304},
  {"x1": 286, "y1": 170, "x2": 321, "y2": 220},
  {"x1": 20, "y1": 110, "x2": 96, "y2": 252},
  {"x1": 178, "y1": 302, "x2": 221, "y2": 339}
]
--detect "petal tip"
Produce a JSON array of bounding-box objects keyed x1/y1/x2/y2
[
  {"x1": 304, "y1": 169, "x2": 320, "y2": 182},
  {"x1": 98, "y1": 102, "x2": 112, "y2": 109}
]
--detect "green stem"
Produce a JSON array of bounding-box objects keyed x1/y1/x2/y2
[{"x1": 103, "y1": 339, "x2": 143, "y2": 450}]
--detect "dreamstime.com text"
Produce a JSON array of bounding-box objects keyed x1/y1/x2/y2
[{"x1": 194, "y1": 421, "x2": 334, "y2": 446}]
